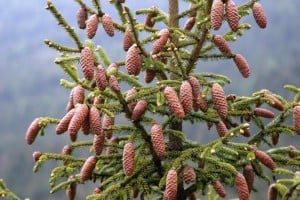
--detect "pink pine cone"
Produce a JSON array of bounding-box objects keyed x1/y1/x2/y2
[{"x1": 211, "y1": 0, "x2": 224, "y2": 30}]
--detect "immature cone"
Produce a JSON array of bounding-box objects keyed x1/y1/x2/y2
[
  {"x1": 164, "y1": 86, "x2": 185, "y2": 119},
  {"x1": 243, "y1": 164, "x2": 254, "y2": 193},
  {"x1": 234, "y1": 172, "x2": 250, "y2": 200},
  {"x1": 80, "y1": 47, "x2": 95, "y2": 81},
  {"x1": 89, "y1": 105, "x2": 102, "y2": 135},
  {"x1": 233, "y1": 54, "x2": 250, "y2": 78},
  {"x1": 144, "y1": 69, "x2": 156, "y2": 83},
  {"x1": 25, "y1": 117, "x2": 42, "y2": 145},
  {"x1": 94, "y1": 65, "x2": 108, "y2": 91},
  {"x1": 150, "y1": 124, "x2": 166, "y2": 159},
  {"x1": 102, "y1": 114, "x2": 115, "y2": 139},
  {"x1": 144, "y1": 6, "x2": 157, "y2": 27},
  {"x1": 184, "y1": 17, "x2": 195, "y2": 31},
  {"x1": 76, "y1": 5, "x2": 88, "y2": 29},
  {"x1": 254, "y1": 107, "x2": 275, "y2": 118},
  {"x1": 215, "y1": 120, "x2": 228, "y2": 137},
  {"x1": 81, "y1": 115, "x2": 90, "y2": 135},
  {"x1": 86, "y1": 14, "x2": 99, "y2": 39},
  {"x1": 187, "y1": 76, "x2": 202, "y2": 111},
  {"x1": 263, "y1": 92, "x2": 284, "y2": 111},
  {"x1": 165, "y1": 168, "x2": 178, "y2": 200},
  {"x1": 211, "y1": 83, "x2": 228, "y2": 119},
  {"x1": 210, "y1": 0, "x2": 224, "y2": 30},
  {"x1": 66, "y1": 176, "x2": 76, "y2": 200},
  {"x1": 109, "y1": 75, "x2": 121, "y2": 92},
  {"x1": 252, "y1": 2, "x2": 267, "y2": 29},
  {"x1": 268, "y1": 183, "x2": 277, "y2": 200},
  {"x1": 68, "y1": 104, "x2": 89, "y2": 142},
  {"x1": 179, "y1": 81, "x2": 193, "y2": 114},
  {"x1": 32, "y1": 151, "x2": 43, "y2": 162},
  {"x1": 72, "y1": 85, "x2": 85, "y2": 106},
  {"x1": 122, "y1": 142, "x2": 135, "y2": 176},
  {"x1": 213, "y1": 35, "x2": 232, "y2": 54},
  {"x1": 293, "y1": 105, "x2": 300, "y2": 134},
  {"x1": 123, "y1": 28, "x2": 134, "y2": 51},
  {"x1": 126, "y1": 88, "x2": 138, "y2": 111},
  {"x1": 254, "y1": 149, "x2": 276, "y2": 170},
  {"x1": 183, "y1": 166, "x2": 196, "y2": 184},
  {"x1": 56, "y1": 109, "x2": 75, "y2": 135},
  {"x1": 131, "y1": 100, "x2": 148, "y2": 121},
  {"x1": 106, "y1": 136, "x2": 119, "y2": 155},
  {"x1": 225, "y1": 0, "x2": 240, "y2": 32},
  {"x1": 62, "y1": 145, "x2": 73, "y2": 155},
  {"x1": 213, "y1": 180, "x2": 226, "y2": 198},
  {"x1": 102, "y1": 13, "x2": 114, "y2": 37},
  {"x1": 125, "y1": 45, "x2": 142, "y2": 76},
  {"x1": 152, "y1": 29, "x2": 169, "y2": 54},
  {"x1": 93, "y1": 132, "x2": 105, "y2": 155},
  {"x1": 80, "y1": 156, "x2": 97, "y2": 182}
]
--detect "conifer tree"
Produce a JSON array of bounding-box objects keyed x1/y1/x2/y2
[{"x1": 25, "y1": 0, "x2": 300, "y2": 199}]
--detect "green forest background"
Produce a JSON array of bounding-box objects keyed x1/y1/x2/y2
[{"x1": 0, "y1": 0, "x2": 299, "y2": 199}]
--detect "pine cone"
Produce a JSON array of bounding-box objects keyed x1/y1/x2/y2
[
  {"x1": 66, "y1": 176, "x2": 76, "y2": 200},
  {"x1": 56, "y1": 109, "x2": 75, "y2": 135},
  {"x1": 76, "y1": 5, "x2": 88, "y2": 29},
  {"x1": 215, "y1": 120, "x2": 228, "y2": 137},
  {"x1": 89, "y1": 105, "x2": 102, "y2": 135},
  {"x1": 252, "y1": 2, "x2": 267, "y2": 29},
  {"x1": 109, "y1": 75, "x2": 121, "y2": 92},
  {"x1": 144, "y1": 6, "x2": 157, "y2": 27},
  {"x1": 125, "y1": 45, "x2": 142, "y2": 76},
  {"x1": 80, "y1": 156, "x2": 97, "y2": 182},
  {"x1": 68, "y1": 104, "x2": 89, "y2": 142},
  {"x1": 25, "y1": 117, "x2": 42, "y2": 145},
  {"x1": 80, "y1": 47, "x2": 95, "y2": 81},
  {"x1": 211, "y1": 83, "x2": 228, "y2": 119},
  {"x1": 32, "y1": 151, "x2": 43, "y2": 162},
  {"x1": 86, "y1": 14, "x2": 99, "y2": 39},
  {"x1": 180, "y1": 81, "x2": 193, "y2": 114},
  {"x1": 102, "y1": 13, "x2": 114, "y2": 37},
  {"x1": 165, "y1": 168, "x2": 178, "y2": 200},
  {"x1": 187, "y1": 76, "x2": 201, "y2": 110},
  {"x1": 233, "y1": 54, "x2": 250, "y2": 78},
  {"x1": 243, "y1": 164, "x2": 254, "y2": 193},
  {"x1": 263, "y1": 92, "x2": 284, "y2": 111},
  {"x1": 213, "y1": 180, "x2": 226, "y2": 198},
  {"x1": 164, "y1": 86, "x2": 185, "y2": 119},
  {"x1": 72, "y1": 85, "x2": 85, "y2": 106},
  {"x1": 131, "y1": 100, "x2": 148, "y2": 121},
  {"x1": 234, "y1": 172, "x2": 250, "y2": 200},
  {"x1": 66, "y1": 101, "x2": 74, "y2": 112},
  {"x1": 254, "y1": 107, "x2": 275, "y2": 118},
  {"x1": 152, "y1": 29, "x2": 169, "y2": 54},
  {"x1": 81, "y1": 115, "x2": 90, "y2": 135},
  {"x1": 213, "y1": 35, "x2": 232, "y2": 54},
  {"x1": 254, "y1": 149, "x2": 276, "y2": 170},
  {"x1": 183, "y1": 166, "x2": 196, "y2": 184},
  {"x1": 144, "y1": 69, "x2": 156, "y2": 83},
  {"x1": 123, "y1": 28, "x2": 134, "y2": 51},
  {"x1": 293, "y1": 105, "x2": 300, "y2": 134},
  {"x1": 122, "y1": 142, "x2": 135, "y2": 176},
  {"x1": 184, "y1": 17, "x2": 196, "y2": 31},
  {"x1": 151, "y1": 124, "x2": 166, "y2": 159},
  {"x1": 268, "y1": 183, "x2": 277, "y2": 200},
  {"x1": 106, "y1": 136, "x2": 119, "y2": 155},
  {"x1": 126, "y1": 87, "x2": 138, "y2": 111},
  {"x1": 211, "y1": 0, "x2": 224, "y2": 30},
  {"x1": 93, "y1": 132, "x2": 105, "y2": 155},
  {"x1": 102, "y1": 114, "x2": 115, "y2": 139},
  {"x1": 62, "y1": 145, "x2": 73, "y2": 155},
  {"x1": 225, "y1": 0, "x2": 240, "y2": 32},
  {"x1": 94, "y1": 65, "x2": 108, "y2": 91}
]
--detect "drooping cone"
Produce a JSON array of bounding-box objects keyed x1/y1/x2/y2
[
  {"x1": 211, "y1": 83, "x2": 228, "y2": 119},
  {"x1": 164, "y1": 168, "x2": 178, "y2": 200},
  {"x1": 254, "y1": 107, "x2": 275, "y2": 118},
  {"x1": 81, "y1": 114, "x2": 90, "y2": 135},
  {"x1": 94, "y1": 65, "x2": 108, "y2": 91},
  {"x1": 122, "y1": 142, "x2": 135, "y2": 176},
  {"x1": 180, "y1": 81, "x2": 193, "y2": 114},
  {"x1": 80, "y1": 156, "x2": 97, "y2": 182},
  {"x1": 131, "y1": 100, "x2": 148, "y2": 121},
  {"x1": 56, "y1": 109, "x2": 75, "y2": 135},
  {"x1": 89, "y1": 105, "x2": 102, "y2": 135},
  {"x1": 76, "y1": 5, "x2": 88, "y2": 29},
  {"x1": 86, "y1": 14, "x2": 99, "y2": 39},
  {"x1": 66, "y1": 176, "x2": 76, "y2": 200},
  {"x1": 80, "y1": 47, "x2": 95, "y2": 81},
  {"x1": 215, "y1": 120, "x2": 228, "y2": 137},
  {"x1": 144, "y1": 69, "x2": 156, "y2": 83},
  {"x1": 213, "y1": 35, "x2": 232, "y2": 54},
  {"x1": 184, "y1": 17, "x2": 196, "y2": 31},
  {"x1": 293, "y1": 105, "x2": 300, "y2": 134},
  {"x1": 243, "y1": 164, "x2": 254, "y2": 193},
  {"x1": 164, "y1": 86, "x2": 185, "y2": 119},
  {"x1": 187, "y1": 76, "x2": 202, "y2": 111},
  {"x1": 123, "y1": 28, "x2": 134, "y2": 51},
  {"x1": 225, "y1": 0, "x2": 240, "y2": 32},
  {"x1": 254, "y1": 148, "x2": 276, "y2": 170},
  {"x1": 126, "y1": 87, "x2": 138, "y2": 111},
  {"x1": 183, "y1": 166, "x2": 196, "y2": 184},
  {"x1": 62, "y1": 145, "x2": 73, "y2": 155},
  {"x1": 252, "y1": 2, "x2": 267, "y2": 29},
  {"x1": 152, "y1": 29, "x2": 170, "y2": 54},
  {"x1": 211, "y1": 0, "x2": 224, "y2": 30},
  {"x1": 102, "y1": 13, "x2": 114, "y2": 37},
  {"x1": 144, "y1": 6, "x2": 157, "y2": 27},
  {"x1": 233, "y1": 54, "x2": 250, "y2": 78},
  {"x1": 32, "y1": 151, "x2": 43, "y2": 162},
  {"x1": 25, "y1": 117, "x2": 42, "y2": 145},
  {"x1": 102, "y1": 114, "x2": 115, "y2": 139},
  {"x1": 234, "y1": 172, "x2": 250, "y2": 200},
  {"x1": 68, "y1": 104, "x2": 89, "y2": 142},
  {"x1": 263, "y1": 92, "x2": 284, "y2": 111},
  {"x1": 109, "y1": 75, "x2": 121, "y2": 92},
  {"x1": 72, "y1": 85, "x2": 85, "y2": 106},
  {"x1": 268, "y1": 183, "x2": 277, "y2": 200},
  {"x1": 93, "y1": 132, "x2": 105, "y2": 155},
  {"x1": 150, "y1": 124, "x2": 166, "y2": 159},
  {"x1": 106, "y1": 136, "x2": 119, "y2": 155},
  {"x1": 125, "y1": 45, "x2": 142, "y2": 76},
  {"x1": 213, "y1": 180, "x2": 226, "y2": 198}
]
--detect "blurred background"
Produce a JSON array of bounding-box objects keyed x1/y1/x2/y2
[{"x1": 0, "y1": 0, "x2": 299, "y2": 199}]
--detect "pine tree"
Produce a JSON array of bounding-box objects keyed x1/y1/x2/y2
[{"x1": 25, "y1": 0, "x2": 300, "y2": 199}]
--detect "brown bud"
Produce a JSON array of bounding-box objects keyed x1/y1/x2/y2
[
  {"x1": 144, "y1": 69, "x2": 156, "y2": 83},
  {"x1": 263, "y1": 92, "x2": 284, "y2": 111},
  {"x1": 86, "y1": 14, "x2": 99, "y2": 39},
  {"x1": 254, "y1": 107, "x2": 275, "y2": 118},
  {"x1": 93, "y1": 132, "x2": 105, "y2": 155},
  {"x1": 62, "y1": 145, "x2": 73, "y2": 155},
  {"x1": 131, "y1": 100, "x2": 148, "y2": 121},
  {"x1": 164, "y1": 86, "x2": 185, "y2": 119},
  {"x1": 268, "y1": 183, "x2": 277, "y2": 200},
  {"x1": 125, "y1": 45, "x2": 142, "y2": 76},
  {"x1": 184, "y1": 17, "x2": 196, "y2": 31},
  {"x1": 213, "y1": 180, "x2": 226, "y2": 198},
  {"x1": 32, "y1": 151, "x2": 43, "y2": 162},
  {"x1": 215, "y1": 120, "x2": 228, "y2": 137},
  {"x1": 213, "y1": 35, "x2": 232, "y2": 54},
  {"x1": 72, "y1": 85, "x2": 85, "y2": 106},
  {"x1": 180, "y1": 81, "x2": 193, "y2": 114},
  {"x1": 68, "y1": 104, "x2": 89, "y2": 142},
  {"x1": 109, "y1": 75, "x2": 121, "y2": 92},
  {"x1": 225, "y1": 0, "x2": 240, "y2": 32},
  {"x1": 211, "y1": 83, "x2": 228, "y2": 119},
  {"x1": 211, "y1": 0, "x2": 224, "y2": 30},
  {"x1": 243, "y1": 164, "x2": 255, "y2": 193},
  {"x1": 76, "y1": 5, "x2": 87, "y2": 29},
  {"x1": 56, "y1": 109, "x2": 75, "y2": 135},
  {"x1": 271, "y1": 132, "x2": 279, "y2": 145},
  {"x1": 102, "y1": 114, "x2": 115, "y2": 139},
  {"x1": 66, "y1": 176, "x2": 76, "y2": 200},
  {"x1": 151, "y1": 124, "x2": 166, "y2": 159},
  {"x1": 234, "y1": 172, "x2": 250, "y2": 200},
  {"x1": 102, "y1": 13, "x2": 114, "y2": 37},
  {"x1": 233, "y1": 54, "x2": 250, "y2": 78},
  {"x1": 25, "y1": 118, "x2": 42, "y2": 145},
  {"x1": 80, "y1": 47, "x2": 95, "y2": 81},
  {"x1": 123, "y1": 28, "x2": 134, "y2": 51},
  {"x1": 80, "y1": 156, "x2": 97, "y2": 182},
  {"x1": 89, "y1": 106, "x2": 102, "y2": 135},
  {"x1": 126, "y1": 88, "x2": 138, "y2": 111},
  {"x1": 254, "y1": 149, "x2": 276, "y2": 170},
  {"x1": 183, "y1": 166, "x2": 196, "y2": 184},
  {"x1": 252, "y1": 2, "x2": 267, "y2": 29},
  {"x1": 144, "y1": 6, "x2": 157, "y2": 27},
  {"x1": 293, "y1": 105, "x2": 300, "y2": 134},
  {"x1": 122, "y1": 142, "x2": 135, "y2": 176},
  {"x1": 152, "y1": 29, "x2": 169, "y2": 54},
  {"x1": 165, "y1": 168, "x2": 178, "y2": 200}
]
